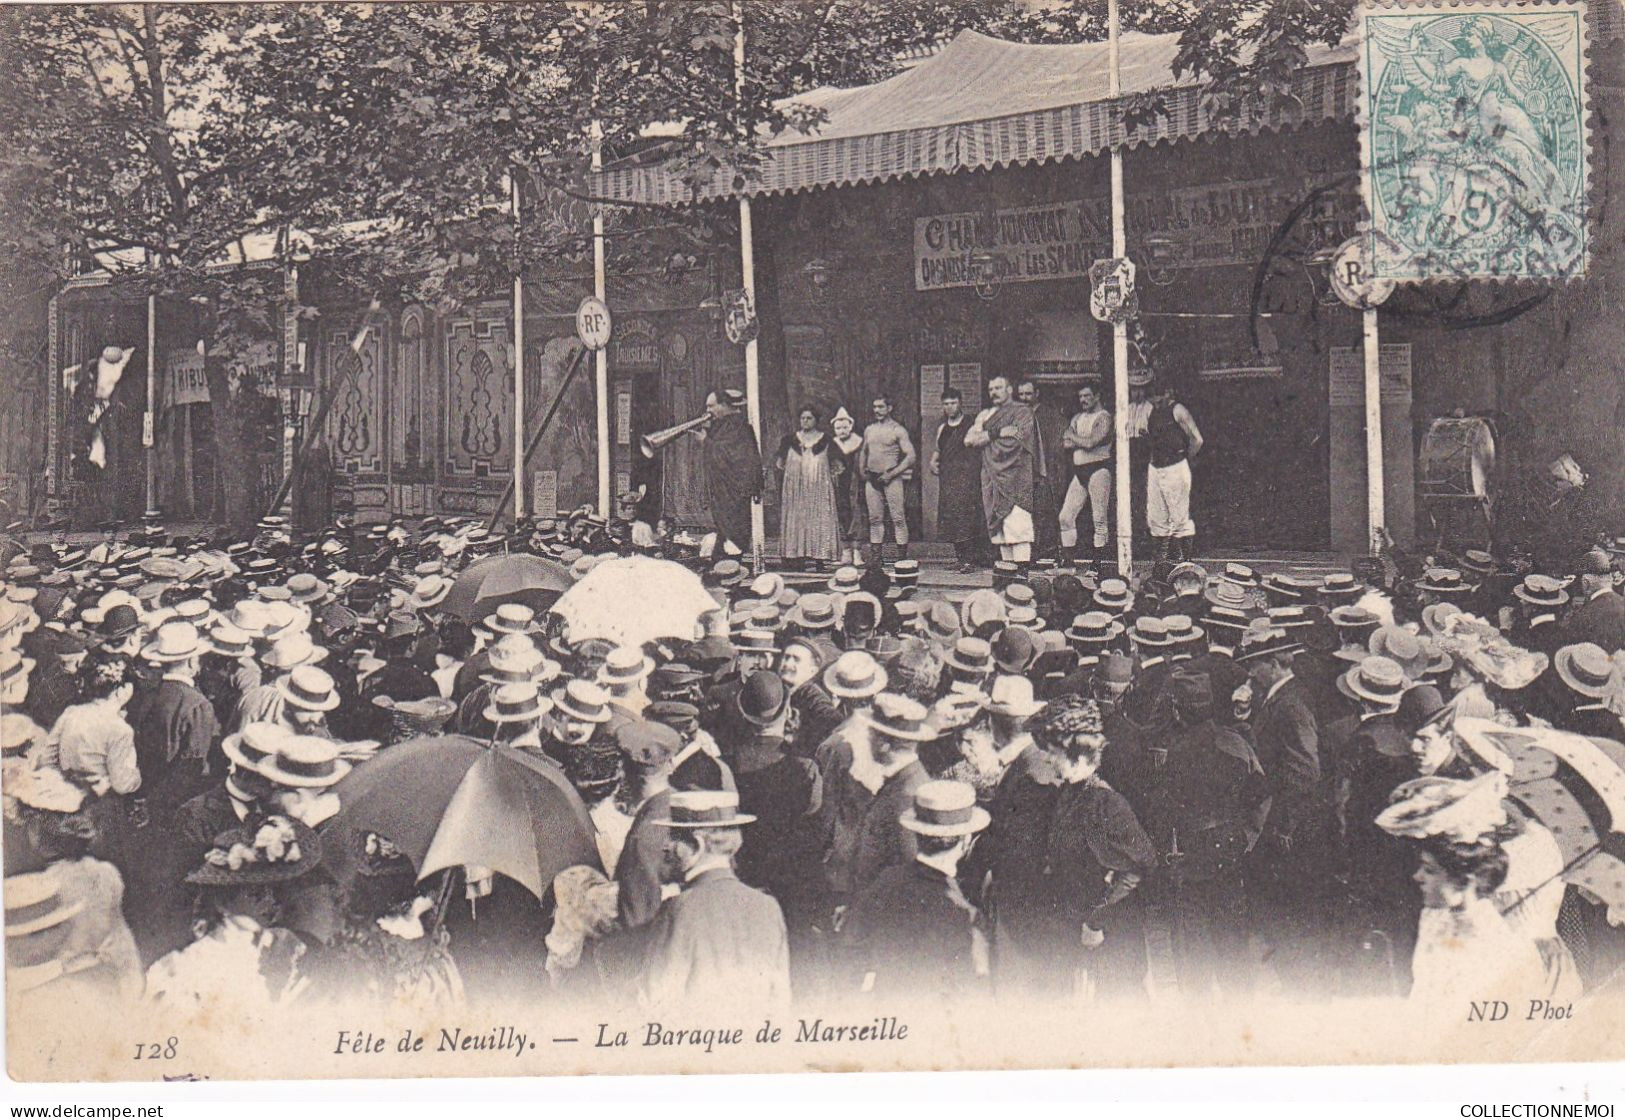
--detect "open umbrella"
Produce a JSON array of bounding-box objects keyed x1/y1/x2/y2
[
  {"x1": 328, "y1": 734, "x2": 601, "y2": 900},
  {"x1": 440, "y1": 553, "x2": 573, "y2": 621},
  {"x1": 550, "y1": 554, "x2": 718, "y2": 647}
]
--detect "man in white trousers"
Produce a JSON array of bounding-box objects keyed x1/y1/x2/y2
[
  {"x1": 965, "y1": 375, "x2": 1041, "y2": 566},
  {"x1": 1127, "y1": 367, "x2": 1203, "y2": 561}
]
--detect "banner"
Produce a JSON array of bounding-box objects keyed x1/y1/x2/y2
[
  {"x1": 164, "y1": 351, "x2": 210, "y2": 408},
  {"x1": 913, "y1": 176, "x2": 1360, "y2": 291}
]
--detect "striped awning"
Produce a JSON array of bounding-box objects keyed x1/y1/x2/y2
[{"x1": 592, "y1": 30, "x2": 1360, "y2": 205}]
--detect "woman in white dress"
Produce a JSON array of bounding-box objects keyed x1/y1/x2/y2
[{"x1": 775, "y1": 406, "x2": 841, "y2": 567}]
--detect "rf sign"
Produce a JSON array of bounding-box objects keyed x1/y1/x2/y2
[
  {"x1": 1330, "y1": 236, "x2": 1396, "y2": 310},
  {"x1": 576, "y1": 296, "x2": 613, "y2": 351}
]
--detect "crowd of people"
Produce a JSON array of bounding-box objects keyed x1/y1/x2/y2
[{"x1": 5, "y1": 501, "x2": 1625, "y2": 1024}]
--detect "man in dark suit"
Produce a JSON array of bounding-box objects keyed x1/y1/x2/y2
[
  {"x1": 1238, "y1": 624, "x2": 1330, "y2": 996},
  {"x1": 847, "y1": 693, "x2": 933, "y2": 896},
  {"x1": 1562, "y1": 549, "x2": 1625, "y2": 652},
  {"x1": 840, "y1": 780, "x2": 988, "y2": 999},
  {"x1": 641, "y1": 789, "x2": 790, "y2": 1007}
]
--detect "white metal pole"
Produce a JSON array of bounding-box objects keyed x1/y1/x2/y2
[
  {"x1": 512, "y1": 174, "x2": 526, "y2": 522},
  {"x1": 593, "y1": 130, "x2": 611, "y2": 519},
  {"x1": 1109, "y1": 0, "x2": 1133, "y2": 577},
  {"x1": 1363, "y1": 304, "x2": 1385, "y2": 555},
  {"x1": 145, "y1": 291, "x2": 156, "y2": 512},
  {"x1": 735, "y1": 2, "x2": 764, "y2": 556}
]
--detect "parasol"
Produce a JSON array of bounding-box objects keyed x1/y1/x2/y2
[
  {"x1": 550, "y1": 555, "x2": 719, "y2": 648},
  {"x1": 1456, "y1": 718, "x2": 1625, "y2": 913},
  {"x1": 439, "y1": 553, "x2": 573, "y2": 621},
  {"x1": 328, "y1": 734, "x2": 601, "y2": 900}
]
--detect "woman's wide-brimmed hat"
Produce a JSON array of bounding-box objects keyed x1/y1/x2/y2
[
  {"x1": 1375, "y1": 771, "x2": 1508, "y2": 843},
  {"x1": 899, "y1": 780, "x2": 990, "y2": 837},
  {"x1": 185, "y1": 816, "x2": 323, "y2": 886},
  {"x1": 256, "y1": 736, "x2": 350, "y2": 789},
  {"x1": 551, "y1": 679, "x2": 614, "y2": 724},
  {"x1": 823, "y1": 650, "x2": 888, "y2": 699},
  {"x1": 1554, "y1": 642, "x2": 1620, "y2": 700},
  {"x1": 1337, "y1": 654, "x2": 1408, "y2": 707},
  {"x1": 866, "y1": 692, "x2": 934, "y2": 741},
  {"x1": 654, "y1": 789, "x2": 756, "y2": 829},
  {"x1": 277, "y1": 664, "x2": 341, "y2": 712},
  {"x1": 483, "y1": 681, "x2": 555, "y2": 725}
]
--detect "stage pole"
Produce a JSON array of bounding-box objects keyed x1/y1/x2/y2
[
  {"x1": 592, "y1": 129, "x2": 611, "y2": 519},
  {"x1": 734, "y1": 2, "x2": 765, "y2": 557},
  {"x1": 1109, "y1": 0, "x2": 1133, "y2": 577},
  {"x1": 512, "y1": 174, "x2": 526, "y2": 522},
  {"x1": 145, "y1": 291, "x2": 157, "y2": 512},
  {"x1": 1363, "y1": 305, "x2": 1385, "y2": 556}
]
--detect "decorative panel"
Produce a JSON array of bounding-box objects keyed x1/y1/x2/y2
[
  {"x1": 324, "y1": 318, "x2": 386, "y2": 477},
  {"x1": 392, "y1": 306, "x2": 436, "y2": 483},
  {"x1": 442, "y1": 308, "x2": 512, "y2": 480}
]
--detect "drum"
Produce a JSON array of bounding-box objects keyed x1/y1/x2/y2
[{"x1": 1420, "y1": 417, "x2": 1496, "y2": 500}]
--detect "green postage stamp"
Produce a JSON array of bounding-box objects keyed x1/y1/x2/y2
[{"x1": 1359, "y1": 1, "x2": 1590, "y2": 282}]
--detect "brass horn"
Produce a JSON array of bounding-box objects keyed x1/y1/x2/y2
[{"x1": 640, "y1": 413, "x2": 711, "y2": 458}]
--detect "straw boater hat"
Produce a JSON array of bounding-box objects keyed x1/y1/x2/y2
[
  {"x1": 599, "y1": 645, "x2": 655, "y2": 688},
  {"x1": 277, "y1": 665, "x2": 341, "y2": 713},
  {"x1": 1065, "y1": 611, "x2": 1125, "y2": 648},
  {"x1": 867, "y1": 692, "x2": 935, "y2": 741},
  {"x1": 285, "y1": 573, "x2": 331, "y2": 605},
  {"x1": 989, "y1": 675, "x2": 1045, "y2": 719},
  {"x1": 221, "y1": 721, "x2": 291, "y2": 774},
  {"x1": 942, "y1": 636, "x2": 994, "y2": 677},
  {"x1": 222, "y1": 600, "x2": 273, "y2": 637},
  {"x1": 899, "y1": 780, "x2": 990, "y2": 838},
  {"x1": 1458, "y1": 549, "x2": 1498, "y2": 578},
  {"x1": 257, "y1": 736, "x2": 350, "y2": 789},
  {"x1": 787, "y1": 593, "x2": 838, "y2": 632},
  {"x1": 1234, "y1": 622, "x2": 1302, "y2": 663},
  {"x1": 823, "y1": 650, "x2": 888, "y2": 700},
  {"x1": 484, "y1": 681, "x2": 555, "y2": 725},
  {"x1": 483, "y1": 603, "x2": 540, "y2": 635},
  {"x1": 1337, "y1": 655, "x2": 1408, "y2": 708},
  {"x1": 262, "y1": 631, "x2": 328, "y2": 671},
  {"x1": 552, "y1": 679, "x2": 615, "y2": 724},
  {"x1": 1128, "y1": 616, "x2": 1174, "y2": 648},
  {"x1": 1262, "y1": 572, "x2": 1322, "y2": 601},
  {"x1": 748, "y1": 572, "x2": 785, "y2": 602},
  {"x1": 1092, "y1": 578, "x2": 1134, "y2": 614},
  {"x1": 479, "y1": 635, "x2": 554, "y2": 686},
  {"x1": 408, "y1": 574, "x2": 453, "y2": 611},
  {"x1": 1414, "y1": 567, "x2": 1477, "y2": 596},
  {"x1": 959, "y1": 589, "x2": 1007, "y2": 635},
  {"x1": 205, "y1": 620, "x2": 254, "y2": 660},
  {"x1": 1368, "y1": 625, "x2": 1430, "y2": 680},
  {"x1": 1319, "y1": 573, "x2": 1363, "y2": 602},
  {"x1": 1513, "y1": 574, "x2": 1571, "y2": 609},
  {"x1": 710, "y1": 559, "x2": 748, "y2": 589},
  {"x1": 141, "y1": 621, "x2": 206, "y2": 663},
  {"x1": 733, "y1": 628, "x2": 778, "y2": 655},
  {"x1": 1554, "y1": 642, "x2": 1620, "y2": 700},
  {"x1": 5, "y1": 868, "x2": 85, "y2": 938},
  {"x1": 827, "y1": 566, "x2": 863, "y2": 596},
  {"x1": 0, "y1": 712, "x2": 45, "y2": 757},
  {"x1": 917, "y1": 600, "x2": 962, "y2": 644},
  {"x1": 655, "y1": 788, "x2": 756, "y2": 829}
]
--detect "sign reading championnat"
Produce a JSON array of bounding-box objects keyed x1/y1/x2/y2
[{"x1": 915, "y1": 202, "x2": 1095, "y2": 291}]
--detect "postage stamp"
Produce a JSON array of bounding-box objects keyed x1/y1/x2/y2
[{"x1": 1359, "y1": 1, "x2": 1590, "y2": 282}]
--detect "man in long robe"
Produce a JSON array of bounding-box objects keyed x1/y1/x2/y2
[
  {"x1": 965, "y1": 376, "x2": 1042, "y2": 564},
  {"x1": 692, "y1": 388, "x2": 761, "y2": 557},
  {"x1": 931, "y1": 387, "x2": 985, "y2": 572}
]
